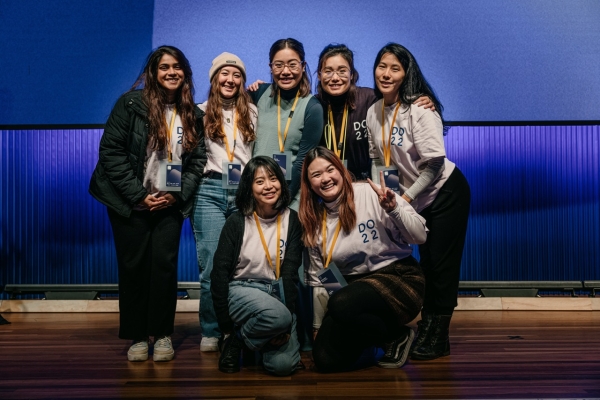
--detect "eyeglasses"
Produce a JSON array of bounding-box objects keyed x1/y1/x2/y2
[
  {"x1": 320, "y1": 69, "x2": 351, "y2": 80},
  {"x1": 270, "y1": 61, "x2": 304, "y2": 73}
]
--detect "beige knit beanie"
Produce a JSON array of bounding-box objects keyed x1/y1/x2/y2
[{"x1": 209, "y1": 52, "x2": 246, "y2": 80}]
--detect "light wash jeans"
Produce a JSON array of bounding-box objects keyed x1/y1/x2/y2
[
  {"x1": 191, "y1": 177, "x2": 237, "y2": 339},
  {"x1": 228, "y1": 280, "x2": 301, "y2": 376}
]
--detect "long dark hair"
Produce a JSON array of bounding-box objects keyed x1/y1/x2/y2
[
  {"x1": 269, "y1": 38, "x2": 311, "y2": 97},
  {"x1": 373, "y1": 43, "x2": 443, "y2": 120},
  {"x1": 316, "y1": 43, "x2": 359, "y2": 109},
  {"x1": 299, "y1": 147, "x2": 356, "y2": 248},
  {"x1": 130, "y1": 45, "x2": 198, "y2": 152},
  {"x1": 204, "y1": 66, "x2": 256, "y2": 144},
  {"x1": 236, "y1": 156, "x2": 291, "y2": 216}
]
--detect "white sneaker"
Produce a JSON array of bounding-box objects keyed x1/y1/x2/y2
[
  {"x1": 200, "y1": 336, "x2": 219, "y2": 352},
  {"x1": 127, "y1": 340, "x2": 149, "y2": 362},
  {"x1": 153, "y1": 336, "x2": 174, "y2": 362}
]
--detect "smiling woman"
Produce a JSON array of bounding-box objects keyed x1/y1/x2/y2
[
  {"x1": 157, "y1": 54, "x2": 185, "y2": 101},
  {"x1": 315, "y1": 44, "x2": 434, "y2": 182},
  {"x1": 298, "y1": 146, "x2": 427, "y2": 372},
  {"x1": 249, "y1": 38, "x2": 324, "y2": 211},
  {"x1": 210, "y1": 156, "x2": 302, "y2": 376},
  {"x1": 189, "y1": 52, "x2": 257, "y2": 353},
  {"x1": 367, "y1": 43, "x2": 471, "y2": 361},
  {"x1": 89, "y1": 45, "x2": 206, "y2": 363}
]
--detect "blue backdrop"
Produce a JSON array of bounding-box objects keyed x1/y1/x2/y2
[
  {"x1": 1, "y1": 0, "x2": 599, "y2": 124},
  {"x1": 0, "y1": 1, "x2": 599, "y2": 296}
]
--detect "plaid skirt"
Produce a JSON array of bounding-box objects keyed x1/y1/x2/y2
[{"x1": 348, "y1": 256, "x2": 425, "y2": 324}]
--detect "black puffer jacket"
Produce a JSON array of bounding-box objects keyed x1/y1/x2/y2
[{"x1": 89, "y1": 90, "x2": 206, "y2": 217}]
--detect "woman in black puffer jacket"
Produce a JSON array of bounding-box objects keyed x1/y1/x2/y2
[{"x1": 89, "y1": 45, "x2": 206, "y2": 362}]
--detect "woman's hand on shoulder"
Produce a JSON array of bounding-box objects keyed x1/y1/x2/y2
[
  {"x1": 413, "y1": 96, "x2": 436, "y2": 112},
  {"x1": 367, "y1": 171, "x2": 397, "y2": 212},
  {"x1": 246, "y1": 80, "x2": 265, "y2": 92}
]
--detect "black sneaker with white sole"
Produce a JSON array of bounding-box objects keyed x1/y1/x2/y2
[{"x1": 377, "y1": 327, "x2": 415, "y2": 368}]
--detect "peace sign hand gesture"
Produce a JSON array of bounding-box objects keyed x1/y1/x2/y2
[{"x1": 367, "y1": 171, "x2": 397, "y2": 213}]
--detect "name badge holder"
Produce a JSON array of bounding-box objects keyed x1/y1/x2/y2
[
  {"x1": 375, "y1": 165, "x2": 400, "y2": 193},
  {"x1": 273, "y1": 151, "x2": 293, "y2": 180},
  {"x1": 274, "y1": 89, "x2": 300, "y2": 181},
  {"x1": 222, "y1": 160, "x2": 242, "y2": 189},
  {"x1": 158, "y1": 160, "x2": 182, "y2": 192},
  {"x1": 317, "y1": 214, "x2": 346, "y2": 296},
  {"x1": 270, "y1": 278, "x2": 286, "y2": 305},
  {"x1": 378, "y1": 100, "x2": 402, "y2": 193},
  {"x1": 158, "y1": 105, "x2": 182, "y2": 191},
  {"x1": 317, "y1": 262, "x2": 347, "y2": 296}
]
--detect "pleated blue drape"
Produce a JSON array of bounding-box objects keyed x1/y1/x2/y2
[{"x1": 1, "y1": 126, "x2": 599, "y2": 298}]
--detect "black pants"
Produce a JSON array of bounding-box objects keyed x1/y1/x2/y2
[
  {"x1": 313, "y1": 281, "x2": 404, "y2": 372},
  {"x1": 107, "y1": 207, "x2": 183, "y2": 340},
  {"x1": 419, "y1": 167, "x2": 471, "y2": 315}
]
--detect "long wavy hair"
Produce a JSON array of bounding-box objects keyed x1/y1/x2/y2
[
  {"x1": 269, "y1": 38, "x2": 312, "y2": 98},
  {"x1": 130, "y1": 45, "x2": 198, "y2": 152},
  {"x1": 236, "y1": 156, "x2": 291, "y2": 216},
  {"x1": 204, "y1": 67, "x2": 256, "y2": 143},
  {"x1": 316, "y1": 43, "x2": 360, "y2": 110},
  {"x1": 299, "y1": 147, "x2": 356, "y2": 248},
  {"x1": 373, "y1": 43, "x2": 443, "y2": 120}
]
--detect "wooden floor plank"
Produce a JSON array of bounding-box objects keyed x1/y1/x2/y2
[{"x1": 0, "y1": 311, "x2": 599, "y2": 399}]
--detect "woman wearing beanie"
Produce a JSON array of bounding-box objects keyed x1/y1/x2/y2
[
  {"x1": 191, "y1": 52, "x2": 258, "y2": 352},
  {"x1": 299, "y1": 147, "x2": 427, "y2": 372},
  {"x1": 249, "y1": 38, "x2": 323, "y2": 211}
]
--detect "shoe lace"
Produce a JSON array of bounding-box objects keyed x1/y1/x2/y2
[
  {"x1": 155, "y1": 336, "x2": 171, "y2": 347},
  {"x1": 383, "y1": 341, "x2": 395, "y2": 357}
]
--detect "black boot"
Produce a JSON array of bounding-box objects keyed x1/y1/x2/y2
[
  {"x1": 410, "y1": 314, "x2": 451, "y2": 360},
  {"x1": 409, "y1": 311, "x2": 432, "y2": 356},
  {"x1": 218, "y1": 333, "x2": 244, "y2": 373},
  {"x1": 0, "y1": 314, "x2": 10, "y2": 325}
]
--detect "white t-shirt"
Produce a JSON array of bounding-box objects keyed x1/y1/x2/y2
[
  {"x1": 306, "y1": 183, "x2": 427, "y2": 286},
  {"x1": 367, "y1": 101, "x2": 455, "y2": 212},
  {"x1": 198, "y1": 102, "x2": 257, "y2": 175},
  {"x1": 233, "y1": 208, "x2": 291, "y2": 281}
]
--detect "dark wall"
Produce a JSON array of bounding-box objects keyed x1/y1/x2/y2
[
  {"x1": 0, "y1": 0, "x2": 154, "y2": 125},
  {"x1": 1, "y1": 1, "x2": 599, "y2": 125},
  {"x1": 154, "y1": 0, "x2": 600, "y2": 122}
]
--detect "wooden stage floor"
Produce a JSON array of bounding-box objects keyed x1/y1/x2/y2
[{"x1": 0, "y1": 311, "x2": 599, "y2": 399}]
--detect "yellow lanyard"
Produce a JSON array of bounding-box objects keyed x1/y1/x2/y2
[
  {"x1": 164, "y1": 106, "x2": 177, "y2": 163},
  {"x1": 221, "y1": 111, "x2": 238, "y2": 162},
  {"x1": 253, "y1": 212, "x2": 282, "y2": 279},
  {"x1": 277, "y1": 89, "x2": 300, "y2": 152},
  {"x1": 321, "y1": 210, "x2": 342, "y2": 269},
  {"x1": 327, "y1": 104, "x2": 348, "y2": 160},
  {"x1": 381, "y1": 101, "x2": 401, "y2": 167}
]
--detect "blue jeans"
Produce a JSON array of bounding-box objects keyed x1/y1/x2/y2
[
  {"x1": 191, "y1": 177, "x2": 237, "y2": 338},
  {"x1": 228, "y1": 280, "x2": 301, "y2": 376}
]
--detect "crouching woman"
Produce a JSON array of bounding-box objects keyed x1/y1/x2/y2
[
  {"x1": 210, "y1": 156, "x2": 303, "y2": 376},
  {"x1": 299, "y1": 146, "x2": 427, "y2": 372}
]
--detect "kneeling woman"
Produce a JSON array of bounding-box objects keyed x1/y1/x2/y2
[
  {"x1": 299, "y1": 147, "x2": 427, "y2": 372},
  {"x1": 210, "y1": 156, "x2": 303, "y2": 376}
]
